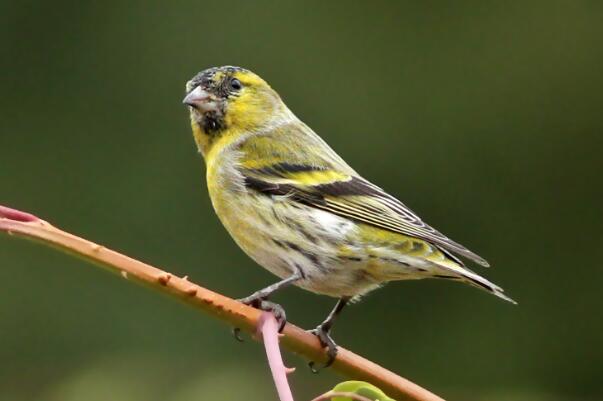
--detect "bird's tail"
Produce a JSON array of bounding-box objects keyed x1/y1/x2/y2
[
  {"x1": 461, "y1": 270, "x2": 517, "y2": 304},
  {"x1": 437, "y1": 263, "x2": 517, "y2": 304}
]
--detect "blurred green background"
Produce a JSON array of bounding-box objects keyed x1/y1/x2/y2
[{"x1": 1, "y1": 1, "x2": 602, "y2": 400}]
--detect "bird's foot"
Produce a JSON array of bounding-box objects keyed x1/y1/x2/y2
[
  {"x1": 254, "y1": 299, "x2": 287, "y2": 332},
  {"x1": 233, "y1": 296, "x2": 287, "y2": 341},
  {"x1": 308, "y1": 324, "x2": 338, "y2": 372}
]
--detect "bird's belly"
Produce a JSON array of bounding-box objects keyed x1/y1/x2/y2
[{"x1": 208, "y1": 187, "x2": 386, "y2": 298}]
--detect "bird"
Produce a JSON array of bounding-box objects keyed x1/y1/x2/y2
[{"x1": 182, "y1": 66, "x2": 515, "y2": 368}]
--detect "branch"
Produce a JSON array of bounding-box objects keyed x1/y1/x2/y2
[
  {"x1": 0, "y1": 205, "x2": 445, "y2": 401},
  {"x1": 257, "y1": 312, "x2": 295, "y2": 401},
  {"x1": 258, "y1": 312, "x2": 383, "y2": 401}
]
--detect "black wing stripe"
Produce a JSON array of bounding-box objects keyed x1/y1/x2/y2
[
  {"x1": 243, "y1": 173, "x2": 488, "y2": 266},
  {"x1": 253, "y1": 163, "x2": 327, "y2": 178}
]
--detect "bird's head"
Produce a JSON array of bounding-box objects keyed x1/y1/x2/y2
[{"x1": 183, "y1": 66, "x2": 285, "y2": 157}]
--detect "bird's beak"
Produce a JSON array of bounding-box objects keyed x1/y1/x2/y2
[{"x1": 182, "y1": 86, "x2": 217, "y2": 111}]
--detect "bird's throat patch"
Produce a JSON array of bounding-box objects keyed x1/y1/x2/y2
[{"x1": 200, "y1": 110, "x2": 225, "y2": 135}]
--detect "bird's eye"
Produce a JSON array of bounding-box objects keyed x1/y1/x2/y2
[{"x1": 230, "y1": 78, "x2": 242, "y2": 91}]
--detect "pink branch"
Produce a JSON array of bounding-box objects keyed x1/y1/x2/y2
[
  {"x1": 258, "y1": 312, "x2": 296, "y2": 401},
  {"x1": 0, "y1": 205, "x2": 39, "y2": 222}
]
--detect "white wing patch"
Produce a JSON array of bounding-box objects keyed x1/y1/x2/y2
[{"x1": 311, "y1": 208, "x2": 355, "y2": 238}]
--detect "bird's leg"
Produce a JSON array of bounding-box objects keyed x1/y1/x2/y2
[
  {"x1": 238, "y1": 272, "x2": 301, "y2": 306},
  {"x1": 233, "y1": 271, "x2": 302, "y2": 340},
  {"x1": 308, "y1": 297, "x2": 349, "y2": 372}
]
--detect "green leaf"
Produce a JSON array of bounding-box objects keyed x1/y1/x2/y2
[{"x1": 331, "y1": 381, "x2": 396, "y2": 401}]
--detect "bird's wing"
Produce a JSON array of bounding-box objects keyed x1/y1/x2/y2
[
  {"x1": 236, "y1": 122, "x2": 488, "y2": 266},
  {"x1": 239, "y1": 154, "x2": 489, "y2": 267}
]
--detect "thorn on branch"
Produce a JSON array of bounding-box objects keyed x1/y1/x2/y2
[
  {"x1": 91, "y1": 244, "x2": 104, "y2": 253},
  {"x1": 157, "y1": 273, "x2": 172, "y2": 285}
]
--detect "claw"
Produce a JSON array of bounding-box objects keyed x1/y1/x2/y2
[
  {"x1": 308, "y1": 324, "x2": 338, "y2": 372},
  {"x1": 232, "y1": 327, "x2": 244, "y2": 342},
  {"x1": 308, "y1": 360, "x2": 324, "y2": 374},
  {"x1": 237, "y1": 295, "x2": 262, "y2": 308},
  {"x1": 231, "y1": 297, "x2": 257, "y2": 342},
  {"x1": 257, "y1": 299, "x2": 287, "y2": 332},
  {"x1": 232, "y1": 297, "x2": 288, "y2": 342}
]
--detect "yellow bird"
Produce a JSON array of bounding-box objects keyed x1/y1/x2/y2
[{"x1": 183, "y1": 66, "x2": 515, "y2": 368}]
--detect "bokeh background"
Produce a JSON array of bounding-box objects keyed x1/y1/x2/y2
[{"x1": 1, "y1": 1, "x2": 602, "y2": 400}]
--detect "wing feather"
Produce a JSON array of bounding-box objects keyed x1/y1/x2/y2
[
  {"x1": 242, "y1": 163, "x2": 489, "y2": 267},
  {"x1": 236, "y1": 124, "x2": 487, "y2": 266}
]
